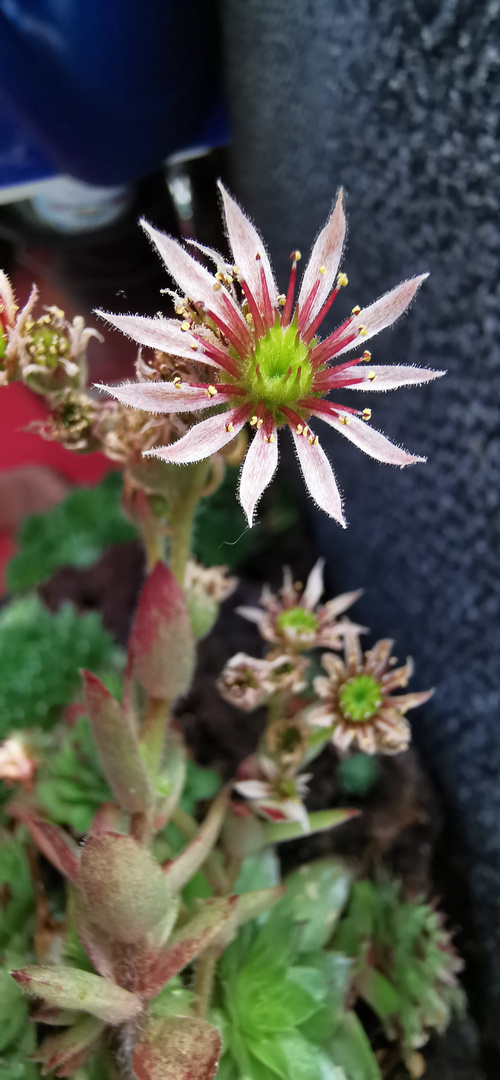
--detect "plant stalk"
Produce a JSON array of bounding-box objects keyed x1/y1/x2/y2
[{"x1": 170, "y1": 460, "x2": 210, "y2": 585}]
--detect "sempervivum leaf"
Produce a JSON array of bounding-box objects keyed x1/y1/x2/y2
[
  {"x1": 269, "y1": 859, "x2": 353, "y2": 953},
  {"x1": 31, "y1": 1014, "x2": 104, "y2": 1077},
  {"x1": 82, "y1": 670, "x2": 153, "y2": 814},
  {"x1": 262, "y1": 808, "x2": 359, "y2": 845},
  {"x1": 129, "y1": 562, "x2": 195, "y2": 700},
  {"x1": 133, "y1": 1016, "x2": 221, "y2": 1080},
  {"x1": 141, "y1": 896, "x2": 237, "y2": 1000},
  {"x1": 10, "y1": 966, "x2": 142, "y2": 1025},
  {"x1": 78, "y1": 834, "x2": 171, "y2": 944}
]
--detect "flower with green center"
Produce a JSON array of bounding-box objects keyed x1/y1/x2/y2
[
  {"x1": 238, "y1": 558, "x2": 363, "y2": 652},
  {"x1": 338, "y1": 674, "x2": 382, "y2": 722},
  {"x1": 309, "y1": 633, "x2": 434, "y2": 755},
  {"x1": 95, "y1": 184, "x2": 444, "y2": 527}
]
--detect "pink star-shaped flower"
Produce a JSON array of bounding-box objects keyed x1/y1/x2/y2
[{"x1": 96, "y1": 184, "x2": 444, "y2": 526}]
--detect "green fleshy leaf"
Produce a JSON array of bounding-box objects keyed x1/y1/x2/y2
[
  {"x1": 234, "y1": 850, "x2": 280, "y2": 895},
  {"x1": 299, "y1": 953, "x2": 352, "y2": 1041},
  {"x1": 236, "y1": 965, "x2": 320, "y2": 1036},
  {"x1": 0, "y1": 1020, "x2": 39, "y2": 1080},
  {"x1": 7, "y1": 472, "x2": 137, "y2": 592},
  {"x1": 0, "y1": 963, "x2": 29, "y2": 1052},
  {"x1": 268, "y1": 860, "x2": 352, "y2": 953},
  {"x1": 324, "y1": 1012, "x2": 382, "y2": 1080},
  {"x1": 0, "y1": 597, "x2": 121, "y2": 737},
  {"x1": 355, "y1": 964, "x2": 399, "y2": 1021},
  {"x1": 0, "y1": 836, "x2": 34, "y2": 947},
  {"x1": 249, "y1": 1031, "x2": 345, "y2": 1080},
  {"x1": 149, "y1": 978, "x2": 196, "y2": 1019},
  {"x1": 37, "y1": 715, "x2": 112, "y2": 833},
  {"x1": 337, "y1": 754, "x2": 380, "y2": 796},
  {"x1": 263, "y1": 809, "x2": 356, "y2": 845}
]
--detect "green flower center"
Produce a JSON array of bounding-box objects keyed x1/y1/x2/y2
[
  {"x1": 30, "y1": 324, "x2": 69, "y2": 369},
  {"x1": 0, "y1": 327, "x2": 6, "y2": 363},
  {"x1": 276, "y1": 606, "x2": 318, "y2": 636},
  {"x1": 244, "y1": 320, "x2": 313, "y2": 411},
  {"x1": 338, "y1": 675, "x2": 382, "y2": 723}
]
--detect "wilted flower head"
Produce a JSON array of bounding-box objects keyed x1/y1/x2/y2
[
  {"x1": 0, "y1": 271, "x2": 100, "y2": 391},
  {"x1": 96, "y1": 183, "x2": 444, "y2": 526},
  {"x1": 184, "y1": 558, "x2": 237, "y2": 605},
  {"x1": 238, "y1": 558, "x2": 362, "y2": 652},
  {"x1": 0, "y1": 734, "x2": 38, "y2": 787},
  {"x1": 234, "y1": 755, "x2": 311, "y2": 830},
  {"x1": 309, "y1": 631, "x2": 433, "y2": 755},
  {"x1": 218, "y1": 651, "x2": 308, "y2": 712}
]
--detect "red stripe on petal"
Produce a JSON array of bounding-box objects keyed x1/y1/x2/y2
[{"x1": 297, "y1": 190, "x2": 346, "y2": 333}]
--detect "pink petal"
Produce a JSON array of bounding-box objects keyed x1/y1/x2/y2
[
  {"x1": 218, "y1": 182, "x2": 279, "y2": 311},
  {"x1": 316, "y1": 411, "x2": 425, "y2": 466},
  {"x1": 234, "y1": 780, "x2": 273, "y2": 800},
  {"x1": 95, "y1": 310, "x2": 206, "y2": 362},
  {"x1": 144, "y1": 408, "x2": 249, "y2": 465},
  {"x1": 186, "y1": 238, "x2": 232, "y2": 273},
  {"x1": 0, "y1": 270, "x2": 16, "y2": 324},
  {"x1": 238, "y1": 425, "x2": 279, "y2": 527},
  {"x1": 334, "y1": 274, "x2": 429, "y2": 357},
  {"x1": 140, "y1": 219, "x2": 249, "y2": 340},
  {"x1": 290, "y1": 427, "x2": 346, "y2": 526},
  {"x1": 279, "y1": 799, "x2": 309, "y2": 831},
  {"x1": 343, "y1": 364, "x2": 446, "y2": 392},
  {"x1": 297, "y1": 190, "x2": 346, "y2": 331},
  {"x1": 302, "y1": 558, "x2": 325, "y2": 610},
  {"x1": 95, "y1": 380, "x2": 213, "y2": 414}
]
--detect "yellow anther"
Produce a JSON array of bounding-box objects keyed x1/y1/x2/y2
[
  {"x1": 319, "y1": 265, "x2": 327, "y2": 276},
  {"x1": 339, "y1": 415, "x2": 350, "y2": 425},
  {"x1": 313, "y1": 435, "x2": 319, "y2": 445},
  {"x1": 294, "y1": 250, "x2": 302, "y2": 261},
  {"x1": 362, "y1": 408, "x2": 372, "y2": 421},
  {"x1": 180, "y1": 321, "x2": 190, "y2": 332},
  {"x1": 337, "y1": 272, "x2": 348, "y2": 287},
  {"x1": 206, "y1": 385, "x2": 218, "y2": 398},
  {"x1": 250, "y1": 415, "x2": 258, "y2": 427},
  {"x1": 232, "y1": 265, "x2": 240, "y2": 277},
  {"x1": 308, "y1": 434, "x2": 315, "y2": 444},
  {"x1": 49, "y1": 346, "x2": 57, "y2": 356},
  {"x1": 278, "y1": 294, "x2": 286, "y2": 306},
  {"x1": 303, "y1": 426, "x2": 310, "y2": 439},
  {"x1": 362, "y1": 350, "x2": 371, "y2": 361},
  {"x1": 215, "y1": 271, "x2": 224, "y2": 282},
  {"x1": 213, "y1": 281, "x2": 222, "y2": 291},
  {"x1": 245, "y1": 313, "x2": 254, "y2": 324},
  {"x1": 351, "y1": 305, "x2": 361, "y2": 316},
  {"x1": 55, "y1": 308, "x2": 64, "y2": 319},
  {"x1": 368, "y1": 370, "x2": 377, "y2": 381},
  {"x1": 173, "y1": 377, "x2": 182, "y2": 388},
  {"x1": 296, "y1": 424, "x2": 303, "y2": 435},
  {"x1": 190, "y1": 342, "x2": 199, "y2": 350},
  {"x1": 256, "y1": 418, "x2": 263, "y2": 429},
  {"x1": 358, "y1": 324, "x2": 368, "y2": 337},
  {"x1": 224, "y1": 274, "x2": 233, "y2": 286},
  {"x1": 225, "y1": 422, "x2": 234, "y2": 433},
  {"x1": 175, "y1": 305, "x2": 184, "y2": 315},
  {"x1": 264, "y1": 433, "x2": 275, "y2": 444}
]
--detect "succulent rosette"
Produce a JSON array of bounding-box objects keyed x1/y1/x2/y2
[
  {"x1": 96, "y1": 184, "x2": 444, "y2": 526},
  {"x1": 309, "y1": 634, "x2": 433, "y2": 755},
  {"x1": 238, "y1": 558, "x2": 362, "y2": 652}
]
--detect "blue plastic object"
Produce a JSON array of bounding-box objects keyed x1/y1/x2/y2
[{"x1": 0, "y1": 0, "x2": 223, "y2": 188}]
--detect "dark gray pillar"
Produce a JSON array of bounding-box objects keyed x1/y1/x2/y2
[{"x1": 221, "y1": 0, "x2": 500, "y2": 1041}]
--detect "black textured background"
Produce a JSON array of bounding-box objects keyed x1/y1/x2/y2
[{"x1": 220, "y1": 0, "x2": 500, "y2": 1063}]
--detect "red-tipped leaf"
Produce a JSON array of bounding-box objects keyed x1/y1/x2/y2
[
  {"x1": 133, "y1": 1017, "x2": 221, "y2": 1080},
  {"x1": 11, "y1": 967, "x2": 142, "y2": 1025},
  {"x1": 79, "y1": 833, "x2": 172, "y2": 944},
  {"x1": 142, "y1": 896, "x2": 237, "y2": 999},
  {"x1": 129, "y1": 562, "x2": 195, "y2": 700},
  {"x1": 83, "y1": 670, "x2": 153, "y2": 814}
]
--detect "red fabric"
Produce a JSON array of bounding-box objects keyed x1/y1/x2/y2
[{"x1": 0, "y1": 383, "x2": 112, "y2": 591}]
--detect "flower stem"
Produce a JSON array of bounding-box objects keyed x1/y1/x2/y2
[
  {"x1": 194, "y1": 947, "x2": 218, "y2": 1019},
  {"x1": 140, "y1": 696, "x2": 170, "y2": 777},
  {"x1": 170, "y1": 460, "x2": 210, "y2": 585}
]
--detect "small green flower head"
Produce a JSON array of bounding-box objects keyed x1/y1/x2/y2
[
  {"x1": 338, "y1": 674, "x2": 382, "y2": 722},
  {"x1": 244, "y1": 319, "x2": 313, "y2": 414},
  {"x1": 276, "y1": 606, "x2": 318, "y2": 636}
]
